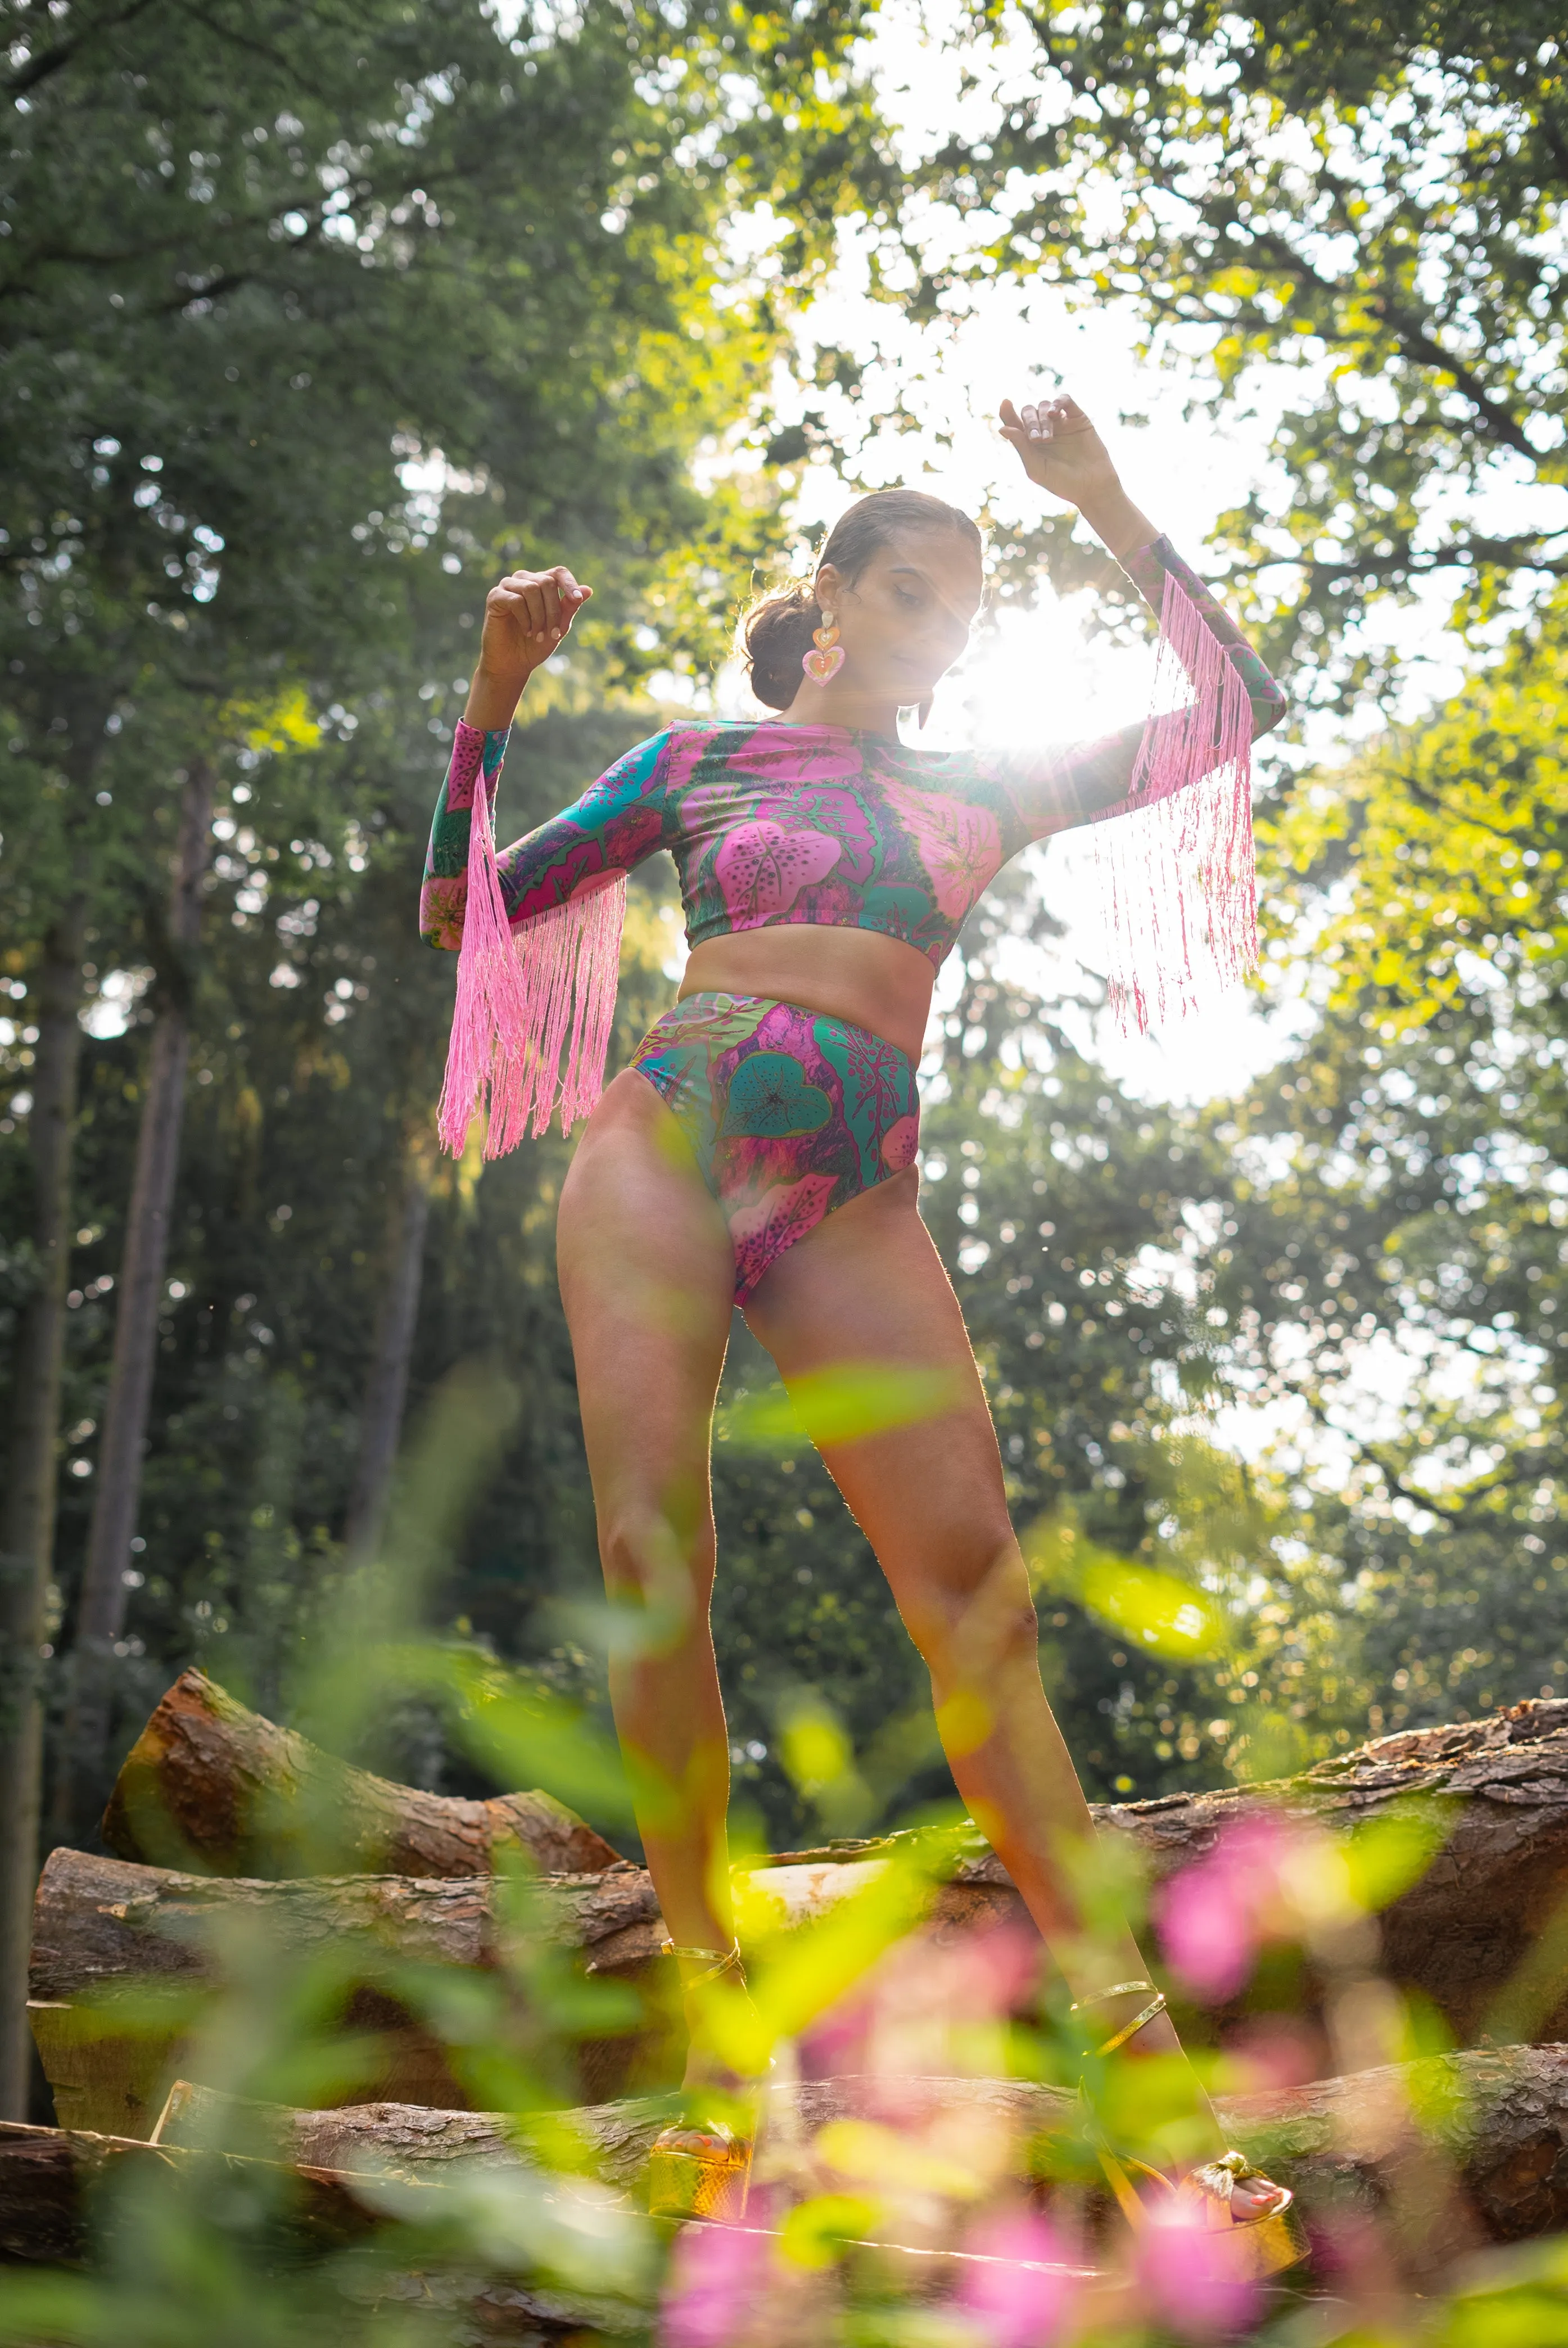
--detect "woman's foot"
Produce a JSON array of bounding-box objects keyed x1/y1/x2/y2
[
  {"x1": 648, "y1": 1940, "x2": 762, "y2": 2223},
  {"x1": 1073, "y1": 1981, "x2": 1302, "y2": 2261},
  {"x1": 1192, "y1": 2151, "x2": 1295, "y2": 2216},
  {"x1": 1200, "y1": 2161, "x2": 1290, "y2": 2224}
]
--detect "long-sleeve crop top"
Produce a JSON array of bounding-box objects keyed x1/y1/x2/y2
[{"x1": 420, "y1": 538, "x2": 1285, "y2": 972}]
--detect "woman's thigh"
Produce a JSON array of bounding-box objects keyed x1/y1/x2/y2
[
  {"x1": 742, "y1": 1171, "x2": 1021, "y2": 1632},
  {"x1": 557, "y1": 1070, "x2": 735, "y2": 1581}
]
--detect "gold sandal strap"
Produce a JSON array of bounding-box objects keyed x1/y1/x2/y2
[
  {"x1": 661, "y1": 1938, "x2": 744, "y2": 1986},
  {"x1": 1096, "y1": 1990, "x2": 1168, "y2": 2054},
  {"x1": 1068, "y1": 1980, "x2": 1153, "y2": 2014}
]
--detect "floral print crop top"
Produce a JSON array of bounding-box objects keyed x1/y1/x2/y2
[{"x1": 421, "y1": 537, "x2": 1285, "y2": 972}]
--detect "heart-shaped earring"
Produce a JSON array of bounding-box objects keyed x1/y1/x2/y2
[{"x1": 803, "y1": 613, "x2": 844, "y2": 684}]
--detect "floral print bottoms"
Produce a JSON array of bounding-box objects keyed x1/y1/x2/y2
[{"x1": 629, "y1": 992, "x2": 920, "y2": 1304}]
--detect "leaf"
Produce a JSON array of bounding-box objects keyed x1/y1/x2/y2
[
  {"x1": 1022, "y1": 1513, "x2": 1224, "y2": 1658},
  {"x1": 716, "y1": 1360, "x2": 966, "y2": 1452}
]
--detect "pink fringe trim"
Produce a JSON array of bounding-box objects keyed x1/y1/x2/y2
[
  {"x1": 1093, "y1": 566, "x2": 1259, "y2": 1033},
  {"x1": 437, "y1": 762, "x2": 625, "y2": 1158}
]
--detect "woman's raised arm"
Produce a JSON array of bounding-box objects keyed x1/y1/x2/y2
[
  {"x1": 986, "y1": 392, "x2": 1285, "y2": 834},
  {"x1": 419, "y1": 564, "x2": 670, "y2": 952}
]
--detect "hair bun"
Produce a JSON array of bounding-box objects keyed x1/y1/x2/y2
[{"x1": 741, "y1": 581, "x2": 818, "y2": 711}]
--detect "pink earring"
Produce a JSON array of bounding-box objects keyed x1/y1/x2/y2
[{"x1": 802, "y1": 613, "x2": 844, "y2": 684}]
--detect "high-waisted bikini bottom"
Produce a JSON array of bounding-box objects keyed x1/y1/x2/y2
[{"x1": 629, "y1": 992, "x2": 920, "y2": 1304}]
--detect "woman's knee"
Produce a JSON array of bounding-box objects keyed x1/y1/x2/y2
[
  {"x1": 598, "y1": 1499, "x2": 716, "y2": 1604},
  {"x1": 896, "y1": 1539, "x2": 1039, "y2": 1667}
]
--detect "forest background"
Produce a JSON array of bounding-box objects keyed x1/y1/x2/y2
[{"x1": 2, "y1": 0, "x2": 1566, "y2": 2114}]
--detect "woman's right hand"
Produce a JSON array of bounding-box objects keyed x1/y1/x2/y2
[{"x1": 465, "y1": 565, "x2": 592, "y2": 728}]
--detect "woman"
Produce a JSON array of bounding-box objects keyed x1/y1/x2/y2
[{"x1": 422, "y1": 393, "x2": 1296, "y2": 2260}]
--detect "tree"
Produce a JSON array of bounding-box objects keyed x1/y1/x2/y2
[
  {"x1": 1196, "y1": 590, "x2": 1568, "y2": 1739},
  {"x1": 60, "y1": 756, "x2": 212, "y2": 1830},
  {"x1": 927, "y1": 0, "x2": 1568, "y2": 697},
  {"x1": 0, "y1": 0, "x2": 903, "y2": 2115}
]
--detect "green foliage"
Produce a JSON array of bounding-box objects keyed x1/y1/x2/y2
[
  {"x1": 936, "y1": 0, "x2": 1567, "y2": 697},
  {"x1": 0, "y1": 1567, "x2": 1560, "y2": 2344},
  {"x1": 0, "y1": 0, "x2": 942, "y2": 1844},
  {"x1": 1196, "y1": 592, "x2": 1568, "y2": 1735}
]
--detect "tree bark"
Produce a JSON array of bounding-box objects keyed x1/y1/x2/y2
[
  {"x1": 30, "y1": 1848, "x2": 662, "y2": 2004},
  {"x1": 11, "y1": 1840, "x2": 1137, "y2": 2138},
  {"x1": 98, "y1": 1677, "x2": 1568, "y2": 2046},
  {"x1": 0, "y1": 898, "x2": 88, "y2": 2121},
  {"x1": 1091, "y1": 1695, "x2": 1568, "y2": 2045},
  {"x1": 100, "y1": 1667, "x2": 623, "y2": 1878},
  {"x1": 57, "y1": 758, "x2": 213, "y2": 1840},
  {"x1": 70, "y1": 2043, "x2": 1568, "y2": 2255},
  {"x1": 770, "y1": 1695, "x2": 1568, "y2": 2049},
  {"x1": 28, "y1": 1846, "x2": 665, "y2": 2131},
  {"x1": 343, "y1": 1154, "x2": 432, "y2": 1559},
  {"x1": 0, "y1": 2117, "x2": 374, "y2": 2265}
]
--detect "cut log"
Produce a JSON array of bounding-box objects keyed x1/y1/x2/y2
[
  {"x1": 0, "y1": 2117, "x2": 375, "y2": 2265},
  {"x1": 31, "y1": 1848, "x2": 667, "y2": 2002},
  {"x1": 13, "y1": 2049, "x2": 1568, "y2": 2321},
  {"x1": 1093, "y1": 1696, "x2": 1568, "y2": 2044},
  {"x1": 33, "y1": 1848, "x2": 1020, "y2": 2017},
  {"x1": 25, "y1": 1845, "x2": 1027, "y2": 2137},
  {"x1": 102, "y1": 1673, "x2": 1568, "y2": 2046},
  {"x1": 139, "y1": 2044, "x2": 1568, "y2": 2256},
  {"x1": 807, "y1": 1696, "x2": 1568, "y2": 2046},
  {"x1": 101, "y1": 1668, "x2": 621, "y2": 1879},
  {"x1": 0, "y1": 2120, "x2": 611, "y2": 2338},
  {"x1": 29, "y1": 1848, "x2": 670, "y2": 2134}
]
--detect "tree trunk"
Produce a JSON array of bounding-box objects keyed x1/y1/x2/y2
[
  {"x1": 0, "y1": 2117, "x2": 374, "y2": 2265},
  {"x1": 100, "y1": 1667, "x2": 623, "y2": 1878},
  {"x1": 57, "y1": 758, "x2": 213, "y2": 1838},
  {"x1": 48, "y1": 2042, "x2": 1568, "y2": 2260},
  {"x1": 0, "y1": 898, "x2": 88, "y2": 2121},
  {"x1": 343, "y1": 1154, "x2": 432, "y2": 1558},
  {"x1": 97, "y1": 1676, "x2": 1568, "y2": 2046},
  {"x1": 27, "y1": 1845, "x2": 667, "y2": 2131},
  {"x1": 30, "y1": 1848, "x2": 661, "y2": 2003}
]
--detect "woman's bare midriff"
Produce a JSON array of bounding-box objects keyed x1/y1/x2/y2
[{"x1": 678, "y1": 928, "x2": 934, "y2": 1064}]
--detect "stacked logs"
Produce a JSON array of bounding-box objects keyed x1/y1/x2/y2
[{"x1": 16, "y1": 1672, "x2": 1568, "y2": 2287}]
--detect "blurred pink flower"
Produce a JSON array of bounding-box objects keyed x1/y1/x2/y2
[
  {"x1": 1134, "y1": 2200, "x2": 1263, "y2": 2340},
  {"x1": 1154, "y1": 1813, "x2": 1298, "y2": 2003},
  {"x1": 1224, "y1": 2014, "x2": 1326, "y2": 2094},
  {"x1": 946, "y1": 1923, "x2": 1042, "y2": 2018},
  {"x1": 798, "y1": 1923, "x2": 1041, "y2": 2084},
  {"x1": 661, "y1": 2220, "x2": 771, "y2": 2348},
  {"x1": 954, "y1": 2210, "x2": 1081, "y2": 2347}
]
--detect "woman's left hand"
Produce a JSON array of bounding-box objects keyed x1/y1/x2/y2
[{"x1": 1000, "y1": 392, "x2": 1123, "y2": 509}]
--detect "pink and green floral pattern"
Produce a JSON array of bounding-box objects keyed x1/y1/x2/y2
[
  {"x1": 419, "y1": 536, "x2": 1286, "y2": 969},
  {"x1": 629, "y1": 993, "x2": 920, "y2": 1303}
]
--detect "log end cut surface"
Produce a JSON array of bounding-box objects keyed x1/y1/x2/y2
[{"x1": 101, "y1": 1668, "x2": 622, "y2": 1879}]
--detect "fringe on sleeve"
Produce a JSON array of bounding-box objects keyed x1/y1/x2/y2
[
  {"x1": 437, "y1": 744, "x2": 626, "y2": 1158},
  {"x1": 1093, "y1": 563, "x2": 1259, "y2": 1034}
]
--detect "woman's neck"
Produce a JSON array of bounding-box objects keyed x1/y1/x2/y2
[{"x1": 770, "y1": 680, "x2": 905, "y2": 738}]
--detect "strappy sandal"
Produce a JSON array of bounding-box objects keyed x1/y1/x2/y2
[
  {"x1": 1071, "y1": 1980, "x2": 1307, "y2": 2279},
  {"x1": 647, "y1": 1939, "x2": 755, "y2": 2223}
]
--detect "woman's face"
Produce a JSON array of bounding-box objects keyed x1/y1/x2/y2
[{"x1": 817, "y1": 527, "x2": 983, "y2": 703}]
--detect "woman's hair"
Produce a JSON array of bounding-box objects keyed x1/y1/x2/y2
[{"x1": 740, "y1": 488, "x2": 983, "y2": 711}]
